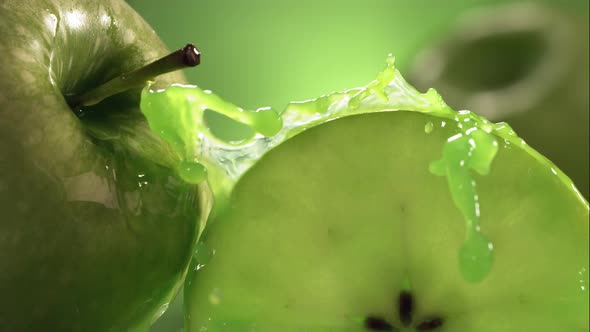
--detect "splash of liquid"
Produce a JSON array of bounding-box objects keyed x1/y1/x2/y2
[
  {"x1": 140, "y1": 85, "x2": 282, "y2": 202},
  {"x1": 140, "y1": 54, "x2": 585, "y2": 283}
]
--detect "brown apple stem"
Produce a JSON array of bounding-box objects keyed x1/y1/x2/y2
[{"x1": 70, "y1": 43, "x2": 200, "y2": 109}]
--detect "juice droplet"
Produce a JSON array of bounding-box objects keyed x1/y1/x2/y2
[
  {"x1": 140, "y1": 84, "x2": 282, "y2": 194},
  {"x1": 193, "y1": 241, "x2": 214, "y2": 265},
  {"x1": 430, "y1": 117, "x2": 499, "y2": 283},
  {"x1": 193, "y1": 241, "x2": 215, "y2": 273},
  {"x1": 458, "y1": 232, "x2": 494, "y2": 283},
  {"x1": 251, "y1": 107, "x2": 282, "y2": 137},
  {"x1": 177, "y1": 161, "x2": 206, "y2": 184},
  {"x1": 424, "y1": 121, "x2": 434, "y2": 134}
]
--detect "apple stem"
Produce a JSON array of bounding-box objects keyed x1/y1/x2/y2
[{"x1": 69, "y1": 43, "x2": 200, "y2": 111}]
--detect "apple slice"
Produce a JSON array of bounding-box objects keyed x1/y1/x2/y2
[
  {"x1": 182, "y1": 109, "x2": 588, "y2": 331},
  {"x1": 140, "y1": 56, "x2": 589, "y2": 331}
]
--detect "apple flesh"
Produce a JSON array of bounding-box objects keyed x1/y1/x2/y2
[
  {"x1": 0, "y1": 0, "x2": 206, "y2": 331},
  {"x1": 185, "y1": 111, "x2": 588, "y2": 331}
]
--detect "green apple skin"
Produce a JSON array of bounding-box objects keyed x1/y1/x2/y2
[{"x1": 0, "y1": 1, "x2": 208, "y2": 331}]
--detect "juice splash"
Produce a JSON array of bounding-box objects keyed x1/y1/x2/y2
[
  {"x1": 140, "y1": 85, "x2": 282, "y2": 202},
  {"x1": 140, "y1": 55, "x2": 586, "y2": 283}
]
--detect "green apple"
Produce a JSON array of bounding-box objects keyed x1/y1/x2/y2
[
  {"x1": 0, "y1": 1, "x2": 207, "y2": 331},
  {"x1": 139, "y1": 56, "x2": 589, "y2": 331}
]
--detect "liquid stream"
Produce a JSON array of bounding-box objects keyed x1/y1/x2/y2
[{"x1": 140, "y1": 55, "x2": 584, "y2": 283}]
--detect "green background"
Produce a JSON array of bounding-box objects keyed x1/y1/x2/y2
[
  {"x1": 127, "y1": 0, "x2": 587, "y2": 111},
  {"x1": 125, "y1": 1, "x2": 589, "y2": 331}
]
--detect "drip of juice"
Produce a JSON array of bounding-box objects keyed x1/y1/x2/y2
[
  {"x1": 176, "y1": 161, "x2": 207, "y2": 185},
  {"x1": 430, "y1": 127, "x2": 498, "y2": 282}
]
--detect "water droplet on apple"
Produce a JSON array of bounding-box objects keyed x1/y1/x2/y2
[{"x1": 194, "y1": 241, "x2": 214, "y2": 267}]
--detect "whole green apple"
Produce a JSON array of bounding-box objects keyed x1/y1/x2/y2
[{"x1": 0, "y1": 1, "x2": 207, "y2": 331}]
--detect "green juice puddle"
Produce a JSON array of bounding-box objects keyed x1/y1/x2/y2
[{"x1": 140, "y1": 54, "x2": 583, "y2": 283}]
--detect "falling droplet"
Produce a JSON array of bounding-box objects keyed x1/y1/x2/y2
[
  {"x1": 193, "y1": 241, "x2": 213, "y2": 266},
  {"x1": 250, "y1": 107, "x2": 282, "y2": 137},
  {"x1": 176, "y1": 161, "x2": 206, "y2": 184},
  {"x1": 458, "y1": 231, "x2": 494, "y2": 283}
]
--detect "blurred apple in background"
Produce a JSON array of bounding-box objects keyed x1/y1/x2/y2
[
  {"x1": 409, "y1": 3, "x2": 589, "y2": 200},
  {"x1": 125, "y1": 1, "x2": 589, "y2": 331}
]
